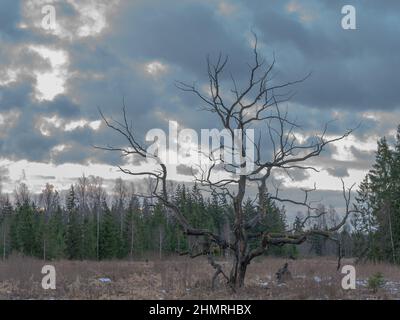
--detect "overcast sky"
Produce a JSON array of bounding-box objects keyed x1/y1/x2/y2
[{"x1": 0, "y1": 0, "x2": 399, "y2": 210}]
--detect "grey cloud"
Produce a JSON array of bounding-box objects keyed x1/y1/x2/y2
[
  {"x1": 104, "y1": 0, "x2": 250, "y2": 77},
  {"x1": 0, "y1": 0, "x2": 21, "y2": 38},
  {"x1": 326, "y1": 167, "x2": 350, "y2": 178},
  {"x1": 40, "y1": 96, "x2": 81, "y2": 118},
  {"x1": 350, "y1": 146, "x2": 375, "y2": 162},
  {"x1": 0, "y1": 0, "x2": 398, "y2": 181},
  {"x1": 32, "y1": 175, "x2": 56, "y2": 180},
  {"x1": 286, "y1": 168, "x2": 311, "y2": 182},
  {"x1": 176, "y1": 164, "x2": 198, "y2": 176},
  {"x1": 246, "y1": 0, "x2": 400, "y2": 110}
]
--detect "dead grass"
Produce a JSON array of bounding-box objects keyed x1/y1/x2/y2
[{"x1": 1, "y1": 254, "x2": 399, "y2": 300}]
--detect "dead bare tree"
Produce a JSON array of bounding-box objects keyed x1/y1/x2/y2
[
  {"x1": 76, "y1": 174, "x2": 89, "y2": 217},
  {"x1": 96, "y1": 35, "x2": 357, "y2": 289},
  {"x1": 39, "y1": 183, "x2": 59, "y2": 216}
]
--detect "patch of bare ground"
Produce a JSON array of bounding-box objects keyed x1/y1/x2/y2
[{"x1": 1, "y1": 254, "x2": 400, "y2": 300}]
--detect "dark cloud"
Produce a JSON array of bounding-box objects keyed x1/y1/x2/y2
[
  {"x1": 104, "y1": 0, "x2": 250, "y2": 77},
  {"x1": 0, "y1": 0, "x2": 398, "y2": 179},
  {"x1": 246, "y1": 0, "x2": 400, "y2": 110},
  {"x1": 326, "y1": 167, "x2": 350, "y2": 178},
  {"x1": 40, "y1": 96, "x2": 81, "y2": 118},
  {"x1": 0, "y1": 0, "x2": 21, "y2": 38},
  {"x1": 350, "y1": 146, "x2": 375, "y2": 161},
  {"x1": 32, "y1": 175, "x2": 56, "y2": 180},
  {"x1": 176, "y1": 164, "x2": 198, "y2": 176},
  {"x1": 286, "y1": 168, "x2": 311, "y2": 182}
]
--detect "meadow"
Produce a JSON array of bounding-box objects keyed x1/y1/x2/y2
[{"x1": 1, "y1": 255, "x2": 399, "y2": 300}]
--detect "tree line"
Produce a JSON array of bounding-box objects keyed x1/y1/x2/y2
[{"x1": 0, "y1": 176, "x2": 291, "y2": 261}]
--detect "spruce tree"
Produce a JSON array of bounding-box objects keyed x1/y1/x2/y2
[
  {"x1": 354, "y1": 132, "x2": 400, "y2": 263},
  {"x1": 99, "y1": 201, "x2": 119, "y2": 260},
  {"x1": 11, "y1": 203, "x2": 36, "y2": 256},
  {"x1": 65, "y1": 185, "x2": 83, "y2": 259},
  {"x1": 123, "y1": 195, "x2": 140, "y2": 258},
  {"x1": 81, "y1": 215, "x2": 97, "y2": 259},
  {"x1": 46, "y1": 206, "x2": 66, "y2": 259}
]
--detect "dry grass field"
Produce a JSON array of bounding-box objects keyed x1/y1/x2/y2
[{"x1": 1, "y1": 255, "x2": 400, "y2": 300}]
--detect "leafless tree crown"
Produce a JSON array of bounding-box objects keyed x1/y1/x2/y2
[{"x1": 97, "y1": 35, "x2": 357, "y2": 288}]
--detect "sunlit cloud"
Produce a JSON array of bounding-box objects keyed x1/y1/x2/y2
[
  {"x1": 145, "y1": 61, "x2": 169, "y2": 77},
  {"x1": 286, "y1": 0, "x2": 317, "y2": 23},
  {"x1": 29, "y1": 46, "x2": 69, "y2": 101}
]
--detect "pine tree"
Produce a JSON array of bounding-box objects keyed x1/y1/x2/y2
[
  {"x1": 354, "y1": 132, "x2": 400, "y2": 263},
  {"x1": 99, "y1": 200, "x2": 119, "y2": 260},
  {"x1": 293, "y1": 214, "x2": 304, "y2": 233},
  {"x1": 46, "y1": 206, "x2": 66, "y2": 259},
  {"x1": 123, "y1": 195, "x2": 140, "y2": 259},
  {"x1": 352, "y1": 176, "x2": 379, "y2": 261},
  {"x1": 65, "y1": 185, "x2": 83, "y2": 259},
  {"x1": 391, "y1": 126, "x2": 400, "y2": 260},
  {"x1": 81, "y1": 215, "x2": 97, "y2": 259},
  {"x1": 11, "y1": 203, "x2": 36, "y2": 256},
  {"x1": 0, "y1": 196, "x2": 13, "y2": 260},
  {"x1": 370, "y1": 138, "x2": 397, "y2": 262}
]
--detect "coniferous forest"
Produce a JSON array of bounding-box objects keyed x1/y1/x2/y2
[{"x1": 0, "y1": 179, "x2": 291, "y2": 261}]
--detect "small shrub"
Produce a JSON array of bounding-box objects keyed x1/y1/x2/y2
[{"x1": 367, "y1": 272, "x2": 384, "y2": 293}]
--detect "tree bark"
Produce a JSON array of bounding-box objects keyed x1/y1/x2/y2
[{"x1": 228, "y1": 254, "x2": 249, "y2": 288}]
